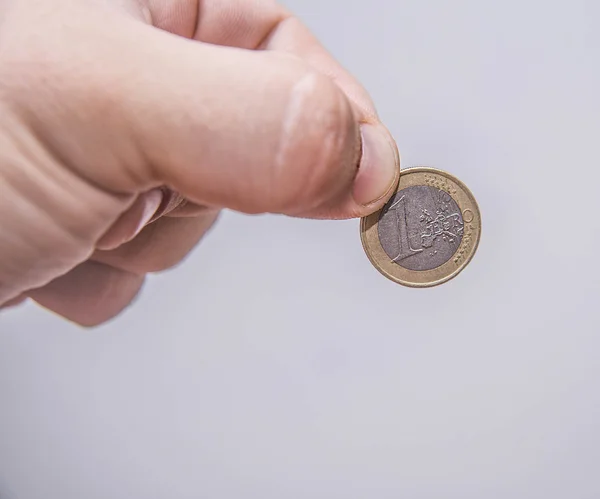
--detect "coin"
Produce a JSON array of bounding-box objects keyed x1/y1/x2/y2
[{"x1": 360, "y1": 167, "x2": 481, "y2": 287}]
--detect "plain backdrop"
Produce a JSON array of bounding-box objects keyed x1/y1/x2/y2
[{"x1": 1, "y1": 0, "x2": 599, "y2": 498}]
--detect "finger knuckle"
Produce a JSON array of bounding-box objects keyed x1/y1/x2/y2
[
  {"x1": 125, "y1": 225, "x2": 188, "y2": 274},
  {"x1": 105, "y1": 214, "x2": 218, "y2": 274},
  {"x1": 76, "y1": 272, "x2": 144, "y2": 328}
]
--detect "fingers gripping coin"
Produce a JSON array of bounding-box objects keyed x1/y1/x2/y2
[{"x1": 0, "y1": 0, "x2": 400, "y2": 326}]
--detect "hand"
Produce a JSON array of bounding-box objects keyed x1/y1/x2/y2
[{"x1": 0, "y1": 0, "x2": 400, "y2": 326}]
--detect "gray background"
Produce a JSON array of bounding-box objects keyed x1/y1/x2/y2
[{"x1": 1, "y1": 0, "x2": 599, "y2": 498}]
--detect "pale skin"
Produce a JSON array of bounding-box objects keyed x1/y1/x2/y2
[{"x1": 0, "y1": 0, "x2": 400, "y2": 326}]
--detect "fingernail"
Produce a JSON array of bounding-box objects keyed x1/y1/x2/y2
[
  {"x1": 96, "y1": 189, "x2": 163, "y2": 251},
  {"x1": 132, "y1": 189, "x2": 164, "y2": 237},
  {"x1": 353, "y1": 124, "x2": 399, "y2": 206}
]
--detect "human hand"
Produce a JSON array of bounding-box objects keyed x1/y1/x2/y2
[{"x1": 0, "y1": 0, "x2": 400, "y2": 326}]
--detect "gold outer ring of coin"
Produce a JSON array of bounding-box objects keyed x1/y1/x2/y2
[{"x1": 360, "y1": 167, "x2": 481, "y2": 288}]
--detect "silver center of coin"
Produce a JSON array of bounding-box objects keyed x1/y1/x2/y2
[{"x1": 377, "y1": 185, "x2": 464, "y2": 271}]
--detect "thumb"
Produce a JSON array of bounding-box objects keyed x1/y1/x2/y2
[
  {"x1": 132, "y1": 26, "x2": 400, "y2": 218},
  {"x1": 24, "y1": 20, "x2": 400, "y2": 219}
]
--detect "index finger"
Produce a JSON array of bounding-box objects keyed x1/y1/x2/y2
[{"x1": 145, "y1": 0, "x2": 383, "y2": 123}]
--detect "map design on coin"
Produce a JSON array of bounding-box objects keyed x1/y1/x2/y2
[{"x1": 377, "y1": 185, "x2": 464, "y2": 271}]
